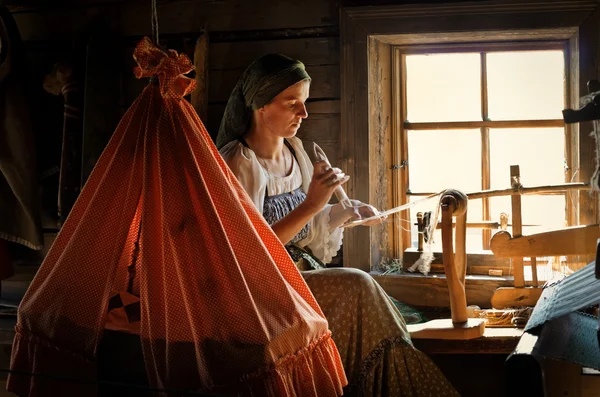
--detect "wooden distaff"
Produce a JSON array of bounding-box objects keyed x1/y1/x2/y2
[{"x1": 310, "y1": 142, "x2": 353, "y2": 208}]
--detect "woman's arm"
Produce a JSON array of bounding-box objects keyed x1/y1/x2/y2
[
  {"x1": 270, "y1": 200, "x2": 321, "y2": 245},
  {"x1": 271, "y1": 161, "x2": 348, "y2": 245}
]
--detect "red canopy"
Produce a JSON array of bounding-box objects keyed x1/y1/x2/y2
[{"x1": 8, "y1": 37, "x2": 346, "y2": 397}]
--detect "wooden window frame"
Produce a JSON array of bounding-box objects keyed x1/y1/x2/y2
[
  {"x1": 340, "y1": 0, "x2": 600, "y2": 272},
  {"x1": 400, "y1": 42, "x2": 568, "y2": 258}
]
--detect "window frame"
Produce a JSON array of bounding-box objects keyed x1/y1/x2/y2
[
  {"x1": 399, "y1": 42, "x2": 570, "y2": 262},
  {"x1": 340, "y1": 0, "x2": 599, "y2": 272}
]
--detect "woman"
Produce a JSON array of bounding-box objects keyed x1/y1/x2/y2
[{"x1": 218, "y1": 54, "x2": 459, "y2": 397}]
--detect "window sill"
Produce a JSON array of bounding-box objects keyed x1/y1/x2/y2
[
  {"x1": 370, "y1": 271, "x2": 514, "y2": 309},
  {"x1": 402, "y1": 248, "x2": 510, "y2": 276},
  {"x1": 411, "y1": 327, "x2": 524, "y2": 355}
]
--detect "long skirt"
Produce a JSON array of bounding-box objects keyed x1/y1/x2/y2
[{"x1": 302, "y1": 268, "x2": 459, "y2": 397}]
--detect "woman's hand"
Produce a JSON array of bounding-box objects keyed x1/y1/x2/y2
[
  {"x1": 347, "y1": 200, "x2": 387, "y2": 227},
  {"x1": 329, "y1": 200, "x2": 387, "y2": 230},
  {"x1": 303, "y1": 160, "x2": 350, "y2": 213},
  {"x1": 351, "y1": 200, "x2": 387, "y2": 226}
]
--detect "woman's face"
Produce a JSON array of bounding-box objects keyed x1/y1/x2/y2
[{"x1": 257, "y1": 80, "x2": 310, "y2": 138}]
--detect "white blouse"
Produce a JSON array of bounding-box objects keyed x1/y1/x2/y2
[{"x1": 220, "y1": 137, "x2": 343, "y2": 264}]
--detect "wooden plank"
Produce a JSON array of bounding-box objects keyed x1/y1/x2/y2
[
  {"x1": 372, "y1": 273, "x2": 513, "y2": 309},
  {"x1": 12, "y1": 0, "x2": 338, "y2": 41},
  {"x1": 412, "y1": 327, "x2": 523, "y2": 355},
  {"x1": 81, "y1": 33, "x2": 122, "y2": 187},
  {"x1": 491, "y1": 286, "x2": 543, "y2": 309},
  {"x1": 577, "y1": 8, "x2": 600, "y2": 226},
  {"x1": 490, "y1": 225, "x2": 600, "y2": 258},
  {"x1": 391, "y1": 48, "x2": 404, "y2": 258},
  {"x1": 207, "y1": 26, "x2": 339, "y2": 43},
  {"x1": 191, "y1": 30, "x2": 209, "y2": 123},
  {"x1": 403, "y1": 249, "x2": 511, "y2": 274},
  {"x1": 368, "y1": 37, "x2": 392, "y2": 268},
  {"x1": 209, "y1": 37, "x2": 339, "y2": 70},
  {"x1": 377, "y1": 27, "x2": 579, "y2": 46},
  {"x1": 209, "y1": 64, "x2": 339, "y2": 102},
  {"x1": 405, "y1": 119, "x2": 564, "y2": 130},
  {"x1": 343, "y1": 1, "x2": 597, "y2": 36},
  {"x1": 543, "y1": 359, "x2": 583, "y2": 397},
  {"x1": 408, "y1": 318, "x2": 485, "y2": 340},
  {"x1": 394, "y1": 40, "x2": 566, "y2": 54},
  {"x1": 120, "y1": 73, "x2": 148, "y2": 107},
  {"x1": 510, "y1": 165, "x2": 525, "y2": 288},
  {"x1": 304, "y1": 100, "x2": 340, "y2": 114},
  {"x1": 409, "y1": 182, "x2": 590, "y2": 199},
  {"x1": 206, "y1": 102, "x2": 341, "y2": 163},
  {"x1": 207, "y1": 99, "x2": 340, "y2": 122},
  {"x1": 202, "y1": 98, "x2": 340, "y2": 115},
  {"x1": 582, "y1": 372, "x2": 600, "y2": 397},
  {"x1": 565, "y1": 37, "x2": 578, "y2": 229},
  {"x1": 481, "y1": 51, "x2": 491, "y2": 251},
  {"x1": 6, "y1": 0, "x2": 128, "y2": 10},
  {"x1": 340, "y1": 11, "x2": 371, "y2": 270}
]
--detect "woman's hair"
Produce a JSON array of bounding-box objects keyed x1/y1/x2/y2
[{"x1": 216, "y1": 53, "x2": 310, "y2": 149}]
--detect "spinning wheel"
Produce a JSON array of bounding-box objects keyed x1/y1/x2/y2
[{"x1": 408, "y1": 190, "x2": 486, "y2": 340}]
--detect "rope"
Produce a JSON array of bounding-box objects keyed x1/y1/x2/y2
[{"x1": 151, "y1": 0, "x2": 160, "y2": 46}]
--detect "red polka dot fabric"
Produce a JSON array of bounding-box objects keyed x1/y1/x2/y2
[{"x1": 7, "y1": 37, "x2": 347, "y2": 397}]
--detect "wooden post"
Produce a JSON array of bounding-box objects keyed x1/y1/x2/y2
[
  {"x1": 531, "y1": 257, "x2": 539, "y2": 287},
  {"x1": 441, "y1": 199, "x2": 468, "y2": 324},
  {"x1": 490, "y1": 166, "x2": 547, "y2": 308},
  {"x1": 191, "y1": 27, "x2": 208, "y2": 123},
  {"x1": 511, "y1": 165, "x2": 525, "y2": 288},
  {"x1": 416, "y1": 212, "x2": 424, "y2": 251}
]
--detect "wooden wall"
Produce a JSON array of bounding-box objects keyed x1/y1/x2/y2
[{"x1": 7, "y1": 0, "x2": 344, "y2": 165}]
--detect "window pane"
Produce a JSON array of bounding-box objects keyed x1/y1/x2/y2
[
  {"x1": 408, "y1": 196, "x2": 484, "y2": 252},
  {"x1": 407, "y1": 128, "x2": 484, "y2": 252},
  {"x1": 489, "y1": 128, "x2": 565, "y2": 189},
  {"x1": 490, "y1": 195, "x2": 567, "y2": 234},
  {"x1": 408, "y1": 129, "x2": 481, "y2": 192},
  {"x1": 487, "y1": 51, "x2": 564, "y2": 120},
  {"x1": 406, "y1": 53, "x2": 481, "y2": 122}
]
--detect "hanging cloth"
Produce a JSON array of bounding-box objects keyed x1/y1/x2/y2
[
  {"x1": 8, "y1": 37, "x2": 347, "y2": 397},
  {"x1": 0, "y1": 6, "x2": 43, "y2": 251}
]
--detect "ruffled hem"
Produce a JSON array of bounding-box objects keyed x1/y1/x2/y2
[
  {"x1": 214, "y1": 331, "x2": 347, "y2": 397},
  {"x1": 8, "y1": 326, "x2": 347, "y2": 397}
]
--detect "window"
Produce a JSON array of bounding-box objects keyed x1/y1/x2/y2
[
  {"x1": 401, "y1": 45, "x2": 569, "y2": 262},
  {"x1": 339, "y1": 1, "x2": 600, "y2": 277}
]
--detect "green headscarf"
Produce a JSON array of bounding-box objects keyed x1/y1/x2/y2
[{"x1": 216, "y1": 53, "x2": 311, "y2": 149}]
